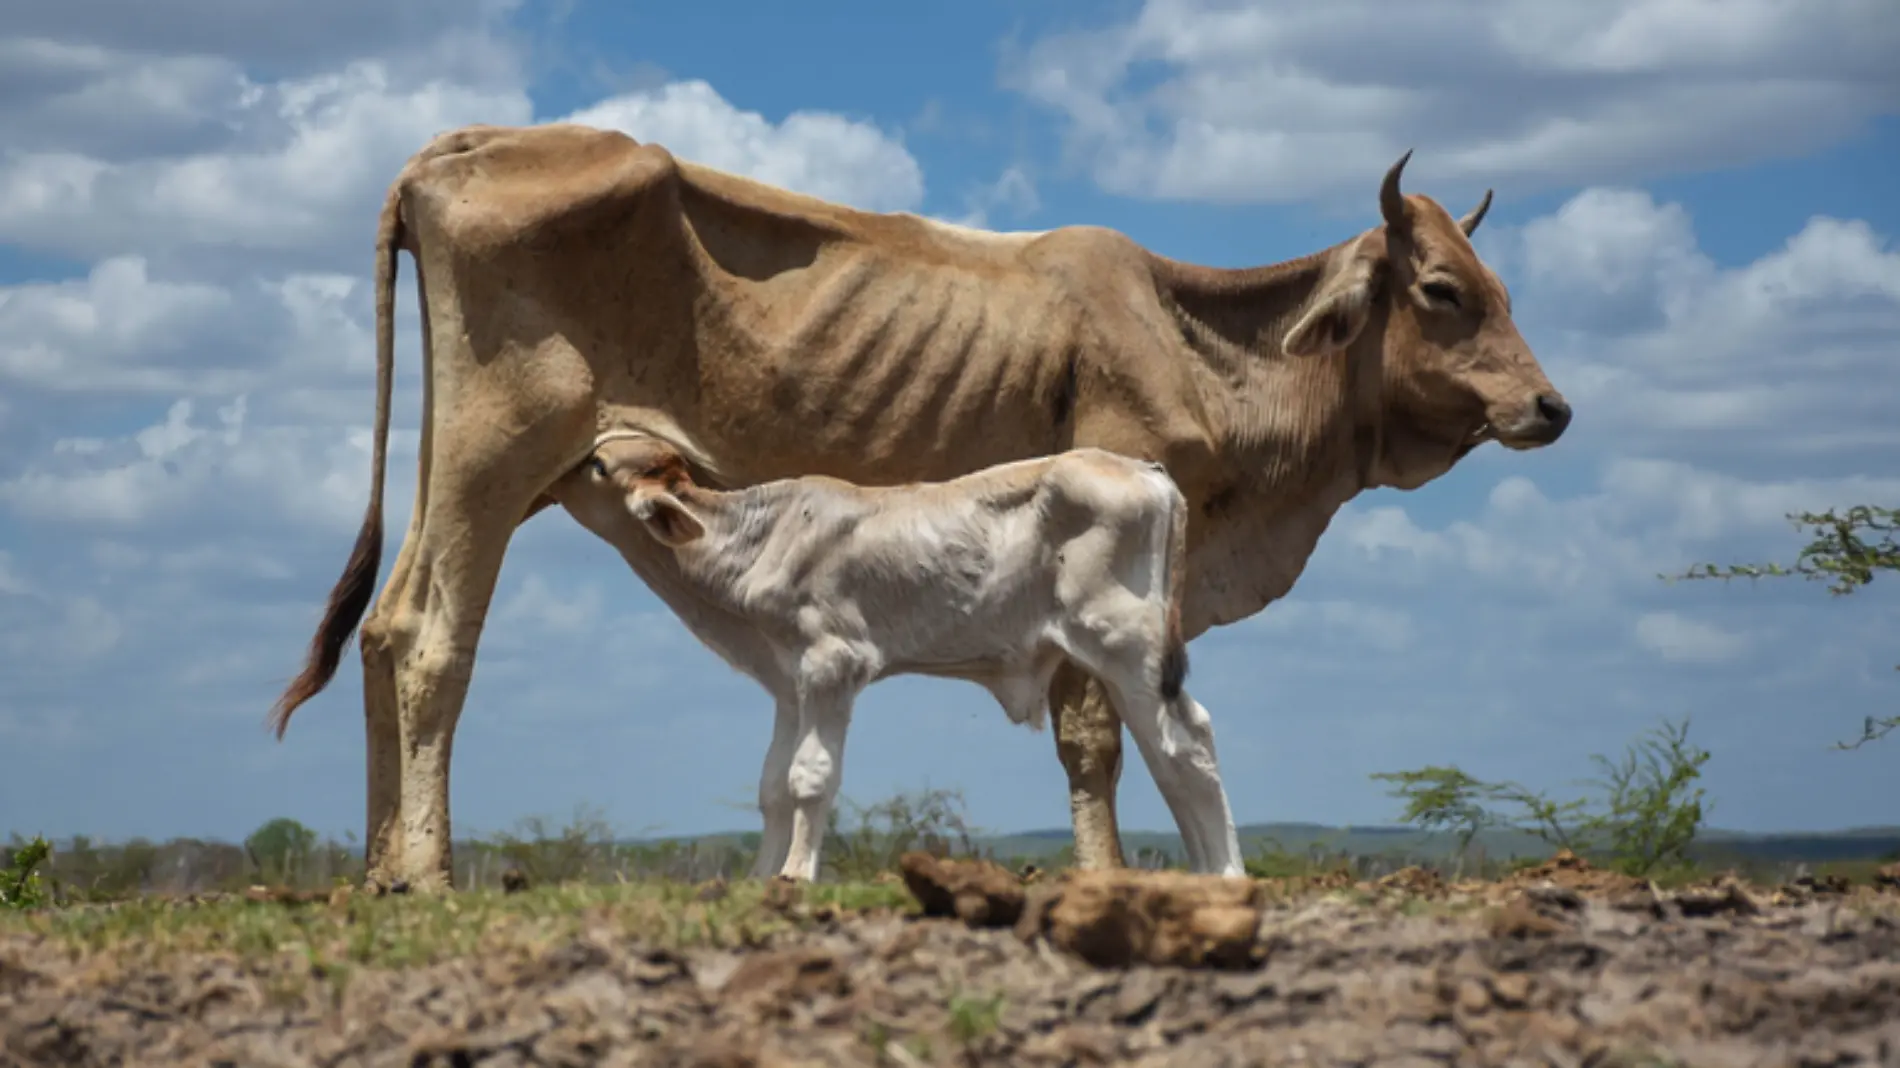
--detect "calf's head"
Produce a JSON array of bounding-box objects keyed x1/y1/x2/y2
[
  {"x1": 550, "y1": 434, "x2": 709, "y2": 549},
  {"x1": 1282, "y1": 151, "x2": 1571, "y2": 489}
]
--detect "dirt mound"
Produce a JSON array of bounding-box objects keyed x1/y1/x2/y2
[
  {"x1": 1876, "y1": 862, "x2": 1900, "y2": 891},
  {"x1": 1374, "y1": 865, "x2": 1449, "y2": 898},
  {"x1": 901, "y1": 858, "x2": 1265, "y2": 969},
  {"x1": 1014, "y1": 868, "x2": 1264, "y2": 970},
  {"x1": 898, "y1": 853, "x2": 1025, "y2": 928},
  {"x1": 1494, "y1": 848, "x2": 1648, "y2": 898}
]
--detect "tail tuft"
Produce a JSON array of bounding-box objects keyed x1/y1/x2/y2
[{"x1": 1159, "y1": 632, "x2": 1189, "y2": 701}]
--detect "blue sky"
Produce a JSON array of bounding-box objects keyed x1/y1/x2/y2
[{"x1": 3, "y1": 0, "x2": 1898, "y2": 847}]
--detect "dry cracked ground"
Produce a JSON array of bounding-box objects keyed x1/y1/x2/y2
[{"x1": 4, "y1": 852, "x2": 1899, "y2": 1067}]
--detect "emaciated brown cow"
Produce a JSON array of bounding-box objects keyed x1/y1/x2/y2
[{"x1": 268, "y1": 123, "x2": 1570, "y2": 892}]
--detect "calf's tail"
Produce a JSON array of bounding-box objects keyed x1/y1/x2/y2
[{"x1": 1155, "y1": 471, "x2": 1191, "y2": 702}]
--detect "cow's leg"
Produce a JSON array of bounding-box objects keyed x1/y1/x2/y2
[
  {"x1": 751, "y1": 695, "x2": 800, "y2": 880},
  {"x1": 356, "y1": 348, "x2": 439, "y2": 892},
  {"x1": 377, "y1": 424, "x2": 573, "y2": 891},
  {"x1": 779, "y1": 680, "x2": 856, "y2": 882},
  {"x1": 357, "y1": 519, "x2": 423, "y2": 890},
  {"x1": 1048, "y1": 662, "x2": 1128, "y2": 871}
]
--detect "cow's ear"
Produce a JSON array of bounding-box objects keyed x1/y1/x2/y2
[
  {"x1": 629, "y1": 488, "x2": 707, "y2": 547},
  {"x1": 1284, "y1": 257, "x2": 1379, "y2": 357}
]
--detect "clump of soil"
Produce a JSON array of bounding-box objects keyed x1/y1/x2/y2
[
  {"x1": 1493, "y1": 848, "x2": 1648, "y2": 898},
  {"x1": 1375, "y1": 865, "x2": 1449, "y2": 898},
  {"x1": 898, "y1": 853, "x2": 1025, "y2": 928},
  {"x1": 1015, "y1": 868, "x2": 1264, "y2": 970},
  {"x1": 1876, "y1": 862, "x2": 1900, "y2": 891}
]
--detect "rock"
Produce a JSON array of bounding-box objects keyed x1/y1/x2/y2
[
  {"x1": 762, "y1": 874, "x2": 804, "y2": 914},
  {"x1": 1014, "y1": 869, "x2": 1265, "y2": 969},
  {"x1": 1376, "y1": 866, "x2": 1447, "y2": 898},
  {"x1": 1497, "y1": 850, "x2": 1646, "y2": 898},
  {"x1": 718, "y1": 948, "x2": 850, "y2": 1019},
  {"x1": 1488, "y1": 973, "x2": 1532, "y2": 1009},
  {"x1": 898, "y1": 852, "x2": 1026, "y2": 928},
  {"x1": 1791, "y1": 873, "x2": 1851, "y2": 896},
  {"x1": 1488, "y1": 898, "x2": 1569, "y2": 939},
  {"x1": 1873, "y1": 862, "x2": 1900, "y2": 892},
  {"x1": 241, "y1": 885, "x2": 332, "y2": 906},
  {"x1": 1673, "y1": 878, "x2": 1762, "y2": 917}
]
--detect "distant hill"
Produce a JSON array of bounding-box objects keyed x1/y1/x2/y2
[{"x1": 617, "y1": 822, "x2": 1900, "y2": 867}]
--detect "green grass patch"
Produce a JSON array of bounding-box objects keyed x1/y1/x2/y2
[{"x1": 0, "y1": 877, "x2": 916, "y2": 970}]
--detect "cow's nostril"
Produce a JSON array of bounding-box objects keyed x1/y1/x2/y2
[{"x1": 1535, "y1": 393, "x2": 1571, "y2": 432}]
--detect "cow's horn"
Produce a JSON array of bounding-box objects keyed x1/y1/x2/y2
[
  {"x1": 1460, "y1": 188, "x2": 1493, "y2": 236},
  {"x1": 1381, "y1": 149, "x2": 1413, "y2": 231}
]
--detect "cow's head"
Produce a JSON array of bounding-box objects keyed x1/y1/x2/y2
[
  {"x1": 1284, "y1": 151, "x2": 1570, "y2": 489},
  {"x1": 551, "y1": 433, "x2": 708, "y2": 548}
]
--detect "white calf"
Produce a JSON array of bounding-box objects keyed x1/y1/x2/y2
[{"x1": 545, "y1": 431, "x2": 1244, "y2": 880}]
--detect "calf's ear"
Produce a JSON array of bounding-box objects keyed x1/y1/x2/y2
[
  {"x1": 629, "y1": 488, "x2": 707, "y2": 547},
  {"x1": 1283, "y1": 256, "x2": 1379, "y2": 358}
]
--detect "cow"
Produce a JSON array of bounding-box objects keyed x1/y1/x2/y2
[
  {"x1": 544, "y1": 431, "x2": 1243, "y2": 880},
  {"x1": 266, "y1": 121, "x2": 1571, "y2": 893}
]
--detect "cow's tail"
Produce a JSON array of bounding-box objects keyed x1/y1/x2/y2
[
  {"x1": 266, "y1": 179, "x2": 404, "y2": 739},
  {"x1": 1153, "y1": 467, "x2": 1190, "y2": 703}
]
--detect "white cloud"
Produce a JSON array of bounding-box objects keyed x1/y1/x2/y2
[
  {"x1": 0, "y1": 396, "x2": 415, "y2": 533},
  {"x1": 1508, "y1": 189, "x2": 1711, "y2": 332},
  {"x1": 5, "y1": 0, "x2": 523, "y2": 76},
  {"x1": 1633, "y1": 611, "x2": 1748, "y2": 664},
  {"x1": 1241, "y1": 598, "x2": 1415, "y2": 654},
  {"x1": 0, "y1": 257, "x2": 242, "y2": 391},
  {"x1": 1333, "y1": 461, "x2": 1900, "y2": 600},
  {"x1": 0, "y1": 248, "x2": 421, "y2": 406},
  {"x1": 0, "y1": 62, "x2": 535, "y2": 265},
  {"x1": 564, "y1": 80, "x2": 924, "y2": 213},
  {"x1": 1005, "y1": 0, "x2": 1900, "y2": 203},
  {"x1": 948, "y1": 166, "x2": 1041, "y2": 229},
  {"x1": 0, "y1": 588, "x2": 122, "y2": 667},
  {"x1": 493, "y1": 573, "x2": 605, "y2": 637},
  {"x1": 0, "y1": 552, "x2": 26, "y2": 596},
  {"x1": 1504, "y1": 192, "x2": 1900, "y2": 462},
  {"x1": 0, "y1": 42, "x2": 250, "y2": 162}
]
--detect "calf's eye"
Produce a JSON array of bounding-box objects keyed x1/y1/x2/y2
[
  {"x1": 587, "y1": 456, "x2": 608, "y2": 478},
  {"x1": 1421, "y1": 281, "x2": 1462, "y2": 308}
]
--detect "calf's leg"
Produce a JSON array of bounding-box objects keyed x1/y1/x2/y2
[
  {"x1": 1113, "y1": 683, "x2": 1243, "y2": 877},
  {"x1": 779, "y1": 687, "x2": 856, "y2": 882},
  {"x1": 752, "y1": 696, "x2": 800, "y2": 879},
  {"x1": 1057, "y1": 597, "x2": 1239, "y2": 876}
]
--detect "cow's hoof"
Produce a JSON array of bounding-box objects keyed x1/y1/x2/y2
[{"x1": 360, "y1": 872, "x2": 410, "y2": 897}]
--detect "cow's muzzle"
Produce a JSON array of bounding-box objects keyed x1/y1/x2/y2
[{"x1": 1496, "y1": 392, "x2": 1571, "y2": 448}]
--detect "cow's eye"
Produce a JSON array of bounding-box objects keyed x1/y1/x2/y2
[
  {"x1": 1421, "y1": 281, "x2": 1462, "y2": 308},
  {"x1": 587, "y1": 456, "x2": 608, "y2": 478}
]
